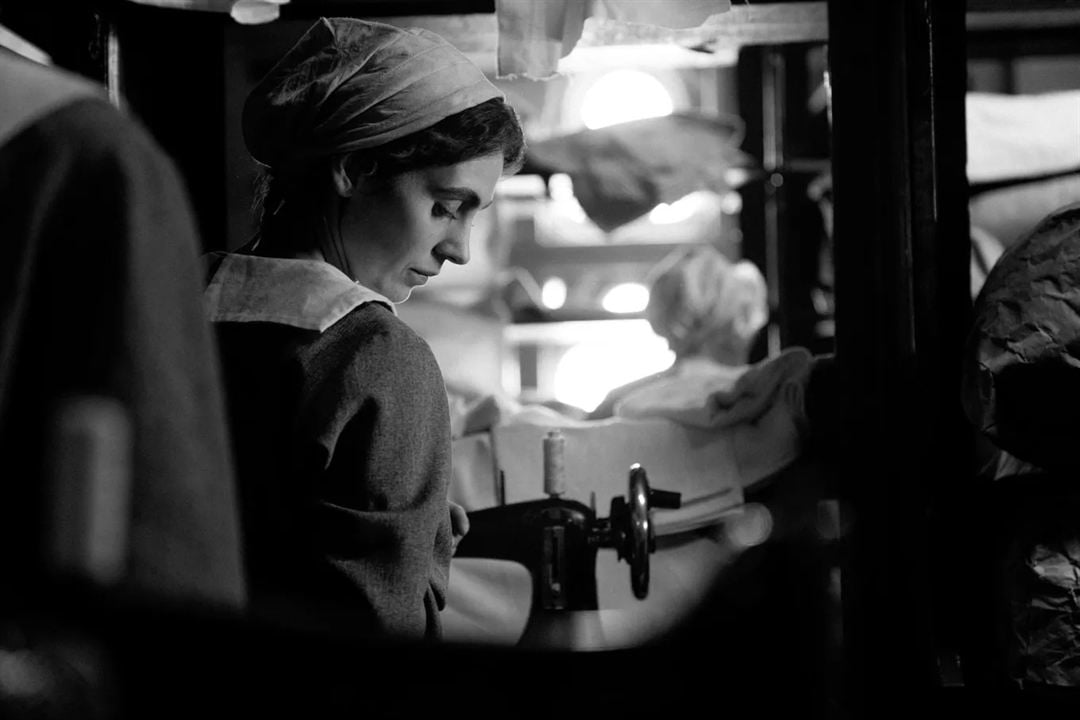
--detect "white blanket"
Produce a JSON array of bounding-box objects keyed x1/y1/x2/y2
[{"x1": 966, "y1": 91, "x2": 1080, "y2": 183}]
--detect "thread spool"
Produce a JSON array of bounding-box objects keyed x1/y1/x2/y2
[{"x1": 543, "y1": 429, "x2": 566, "y2": 496}]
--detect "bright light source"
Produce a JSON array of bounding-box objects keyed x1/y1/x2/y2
[
  {"x1": 724, "y1": 167, "x2": 752, "y2": 187},
  {"x1": 547, "y1": 174, "x2": 589, "y2": 224},
  {"x1": 541, "y1": 277, "x2": 568, "y2": 310},
  {"x1": 549, "y1": 174, "x2": 575, "y2": 201},
  {"x1": 601, "y1": 283, "x2": 650, "y2": 314},
  {"x1": 648, "y1": 191, "x2": 711, "y2": 225},
  {"x1": 580, "y1": 70, "x2": 674, "y2": 130},
  {"x1": 720, "y1": 191, "x2": 743, "y2": 215},
  {"x1": 553, "y1": 328, "x2": 674, "y2": 412}
]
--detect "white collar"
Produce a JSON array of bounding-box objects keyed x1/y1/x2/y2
[{"x1": 203, "y1": 252, "x2": 396, "y2": 333}]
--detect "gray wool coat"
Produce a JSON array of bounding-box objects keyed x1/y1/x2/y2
[{"x1": 206, "y1": 254, "x2": 454, "y2": 641}]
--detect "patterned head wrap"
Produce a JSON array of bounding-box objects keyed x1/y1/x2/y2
[
  {"x1": 242, "y1": 17, "x2": 503, "y2": 169},
  {"x1": 646, "y1": 246, "x2": 768, "y2": 359}
]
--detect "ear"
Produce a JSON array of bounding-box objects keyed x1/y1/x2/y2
[{"x1": 331, "y1": 155, "x2": 354, "y2": 198}]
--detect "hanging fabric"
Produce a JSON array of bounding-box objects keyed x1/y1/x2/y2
[
  {"x1": 122, "y1": 0, "x2": 288, "y2": 24},
  {"x1": 525, "y1": 111, "x2": 754, "y2": 232},
  {"x1": 494, "y1": 0, "x2": 731, "y2": 79}
]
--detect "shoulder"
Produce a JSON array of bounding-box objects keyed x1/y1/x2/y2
[
  {"x1": 0, "y1": 53, "x2": 100, "y2": 145},
  {"x1": 42, "y1": 97, "x2": 148, "y2": 146},
  {"x1": 4, "y1": 95, "x2": 189, "y2": 222},
  {"x1": 314, "y1": 303, "x2": 443, "y2": 381},
  {"x1": 332, "y1": 302, "x2": 432, "y2": 350},
  {"x1": 43, "y1": 98, "x2": 177, "y2": 176},
  {"x1": 0, "y1": 51, "x2": 179, "y2": 191}
]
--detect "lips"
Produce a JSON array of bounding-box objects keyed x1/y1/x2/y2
[{"x1": 410, "y1": 269, "x2": 436, "y2": 283}]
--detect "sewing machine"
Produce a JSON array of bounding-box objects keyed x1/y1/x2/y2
[{"x1": 454, "y1": 430, "x2": 681, "y2": 645}]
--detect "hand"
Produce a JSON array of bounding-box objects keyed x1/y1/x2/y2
[{"x1": 449, "y1": 501, "x2": 470, "y2": 553}]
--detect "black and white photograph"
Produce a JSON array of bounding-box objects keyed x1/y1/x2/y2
[{"x1": 1, "y1": 1, "x2": 1079, "y2": 717}]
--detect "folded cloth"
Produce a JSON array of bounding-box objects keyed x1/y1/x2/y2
[
  {"x1": 616, "y1": 346, "x2": 812, "y2": 430},
  {"x1": 527, "y1": 112, "x2": 753, "y2": 232},
  {"x1": 611, "y1": 348, "x2": 813, "y2": 497},
  {"x1": 704, "y1": 346, "x2": 813, "y2": 428},
  {"x1": 612, "y1": 359, "x2": 748, "y2": 424}
]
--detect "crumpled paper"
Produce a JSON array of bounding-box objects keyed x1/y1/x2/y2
[
  {"x1": 1014, "y1": 538, "x2": 1080, "y2": 686},
  {"x1": 962, "y1": 202, "x2": 1080, "y2": 472}
]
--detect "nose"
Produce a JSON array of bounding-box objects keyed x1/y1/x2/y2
[{"x1": 435, "y1": 223, "x2": 471, "y2": 266}]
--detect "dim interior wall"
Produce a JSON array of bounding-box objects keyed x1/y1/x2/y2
[
  {"x1": 0, "y1": 2, "x2": 105, "y2": 83},
  {"x1": 113, "y1": 5, "x2": 228, "y2": 254},
  {"x1": 223, "y1": 19, "x2": 314, "y2": 252},
  {"x1": 969, "y1": 54, "x2": 1080, "y2": 93},
  {"x1": 224, "y1": 23, "x2": 257, "y2": 252}
]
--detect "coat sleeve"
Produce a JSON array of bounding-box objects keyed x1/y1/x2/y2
[
  {"x1": 0, "y1": 96, "x2": 245, "y2": 609},
  {"x1": 297, "y1": 310, "x2": 454, "y2": 640}
]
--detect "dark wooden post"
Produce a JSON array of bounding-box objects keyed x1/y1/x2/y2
[
  {"x1": 827, "y1": 0, "x2": 972, "y2": 716},
  {"x1": 108, "y1": 3, "x2": 229, "y2": 253}
]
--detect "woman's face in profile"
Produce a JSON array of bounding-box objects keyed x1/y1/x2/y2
[{"x1": 339, "y1": 153, "x2": 503, "y2": 303}]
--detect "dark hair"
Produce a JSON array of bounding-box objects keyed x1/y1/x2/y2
[
  {"x1": 361, "y1": 96, "x2": 526, "y2": 179},
  {"x1": 251, "y1": 97, "x2": 526, "y2": 251}
]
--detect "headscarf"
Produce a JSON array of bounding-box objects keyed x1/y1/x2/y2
[
  {"x1": 646, "y1": 246, "x2": 768, "y2": 359},
  {"x1": 242, "y1": 17, "x2": 504, "y2": 170}
]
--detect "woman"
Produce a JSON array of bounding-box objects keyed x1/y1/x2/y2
[
  {"x1": 204, "y1": 17, "x2": 525, "y2": 641},
  {"x1": 588, "y1": 245, "x2": 768, "y2": 420}
]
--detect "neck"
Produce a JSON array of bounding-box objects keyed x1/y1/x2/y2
[
  {"x1": 701, "y1": 337, "x2": 748, "y2": 367},
  {"x1": 260, "y1": 196, "x2": 351, "y2": 278}
]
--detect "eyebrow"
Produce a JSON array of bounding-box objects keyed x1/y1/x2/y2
[{"x1": 433, "y1": 186, "x2": 493, "y2": 211}]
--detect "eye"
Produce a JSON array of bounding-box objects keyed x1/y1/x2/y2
[{"x1": 433, "y1": 202, "x2": 458, "y2": 220}]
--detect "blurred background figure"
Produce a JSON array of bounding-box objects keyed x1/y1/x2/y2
[
  {"x1": 0, "y1": 20, "x2": 244, "y2": 720},
  {"x1": 0, "y1": 20, "x2": 245, "y2": 617},
  {"x1": 589, "y1": 244, "x2": 768, "y2": 420}
]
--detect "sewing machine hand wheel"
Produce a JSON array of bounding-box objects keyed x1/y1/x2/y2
[{"x1": 609, "y1": 464, "x2": 681, "y2": 599}]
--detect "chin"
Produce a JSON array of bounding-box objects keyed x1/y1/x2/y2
[{"x1": 387, "y1": 287, "x2": 411, "y2": 304}]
